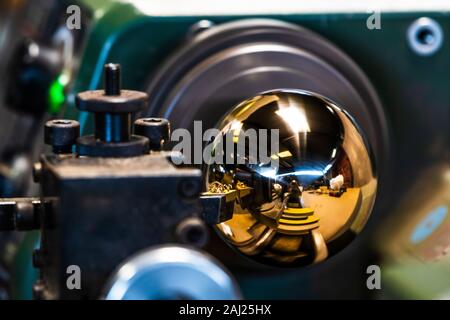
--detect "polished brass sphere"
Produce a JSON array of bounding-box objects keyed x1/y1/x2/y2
[{"x1": 205, "y1": 90, "x2": 377, "y2": 267}]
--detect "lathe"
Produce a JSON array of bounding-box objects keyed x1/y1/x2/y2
[{"x1": 0, "y1": 0, "x2": 448, "y2": 300}]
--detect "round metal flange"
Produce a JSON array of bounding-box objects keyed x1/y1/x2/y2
[
  {"x1": 145, "y1": 19, "x2": 389, "y2": 177},
  {"x1": 44, "y1": 119, "x2": 80, "y2": 147},
  {"x1": 76, "y1": 90, "x2": 148, "y2": 113},
  {"x1": 144, "y1": 19, "x2": 392, "y2": 270},
  {"x1": 407, "y1": 17, "x2": 444, "y2": 56},
  {"x1": 77, "y1": 134, "x2": 149, "y2": 157},
  {"x1": 102, "y1": 245, "x2": 241, "y2": 300}
]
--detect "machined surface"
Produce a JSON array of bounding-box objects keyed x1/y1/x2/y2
[
  {"x1": 145, "y1": 19, "x2": 388, "y2": 178},
  {"x1": 37, "y1": 152, "x2": 203, "y2": 299},
  {"x1": 104, "y1": 245, "x2": 241, "y2": 300},
  {"x1": 206, "y1": 90, "x2": 376, "y2": 267}
]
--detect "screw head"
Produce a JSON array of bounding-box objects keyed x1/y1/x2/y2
[
  {"x1": 178, "y1": 178, "x2": 202, "y2": 199},
  {"x1": 407, "y1": 17, "x2": 444, "y2": 56},
  {"x1": 176, "y1": 217, "x2": 209, "y2": 248},
  {"x1": 44, "y1": 119, "x2": 80, "y2": 153},
  {"x1": 134, "y1": 118, "x2": 170, "y2": 150}
]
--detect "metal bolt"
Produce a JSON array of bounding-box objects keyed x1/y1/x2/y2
[
  {"x1": 76, "y1": 63, "x2": 150, "y2": 157},
  {"x1": 178, "y1": 178, "x2": 202, "y2": 199},
  {"x1": 407, "y1": 17, "x2": 444, "y2": 56},
  {"x1": 176, "y1": 217, "x2": 209, "y2": 248},
  {"x1": 104, "y1": 63, "x2": 121, "y2": 96},
  {"x1": 32, "y1": 162, "x2": 42, "y2": 183},
  {"x1": 134, "y1": 118, "x2": 170, "y2": 151},
  {"x1": 94, "y1": 64, "x2": 130, "y2": 143},
  {"x1": 14, "y1": 201, "x2": 39, "y2": 231},
  {"x1": 44, "y1": 119, "x2": 80, "y2": 154}
]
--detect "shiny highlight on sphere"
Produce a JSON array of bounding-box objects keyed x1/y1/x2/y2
[{"x1": 205, "y1": 90, "x2": 377, "y2": 267}]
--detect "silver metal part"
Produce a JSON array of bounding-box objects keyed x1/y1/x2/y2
[
  {"x1": 146, "y1": 19, "x2": 389, "y2": 190},
  {"x1": 408, "y1": 17, "x2": 443, "y2": 56},
  {"x1": 103, "y1": 245, "x2": 241, "y2": 300},
  {"x1": 206, "y1": 90, "x2": 377, "y2": 267}
]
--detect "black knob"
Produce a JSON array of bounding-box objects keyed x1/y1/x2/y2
[
  {"x1": 75, "y1": 63, "x2": 149, "y2": 157},
  {"x1": 44, "y1": 119, "x2": 80, "y2": 154},
  {"x1": 76, "y1": 64, "x2": 147, "y2": 115},
  {"x1": 104, "y1": 63, "x2": 121, "y2": 96},
  {"x1": 134, "y1": 118, "x2": 170, "y2": 151},
  {"x1": 6, "y1": 39, "x2": 63, "y2": 116}
]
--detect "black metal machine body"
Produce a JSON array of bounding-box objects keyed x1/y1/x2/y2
[
  {"x1": 0, "y1": 1, "x2": 448, "y2": 300},
  {"x1": 35, "y1": 154, "x2": 202, "y2": 299},
  {"x1": 0, "y1": 64, "x2": 210, "y2": 299}
]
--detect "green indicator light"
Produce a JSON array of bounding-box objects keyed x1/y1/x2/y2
[{"x1": 48, "y1": 73, "x2": 69, "y2": 114}]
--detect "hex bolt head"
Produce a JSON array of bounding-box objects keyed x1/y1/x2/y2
[
  {"x1": 44, "y1": 119, "x2": 80, "y2": 154},
  {"x1": 134, "y1": 118, "x2": 170, "y2": 151},
  {"x1": 176, "y1": 217, "x2": 209, "y2": 248},
  {"x1": 178, "y1": 178, "x2": 202, "y2": 199}
]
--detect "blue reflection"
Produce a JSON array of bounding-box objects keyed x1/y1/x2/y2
[
  {"x1": 410, "y1": 205, "x2": 448, "y2": 244},
  {"x1": 278, "y1": 170, "x2": 323, "y2": 177}
]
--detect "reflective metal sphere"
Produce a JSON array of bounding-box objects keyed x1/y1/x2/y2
[{"x1": 205, "y1": 90, "x2": 377, "y2": 267}]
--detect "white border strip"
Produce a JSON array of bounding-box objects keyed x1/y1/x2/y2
[{"x1": 127, "y1": 0, "x2": 450, "y2": 16}]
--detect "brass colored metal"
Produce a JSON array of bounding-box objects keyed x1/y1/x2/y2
[{"x1": 205, "y1": 90, "x2": 377, "y2": 267}]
